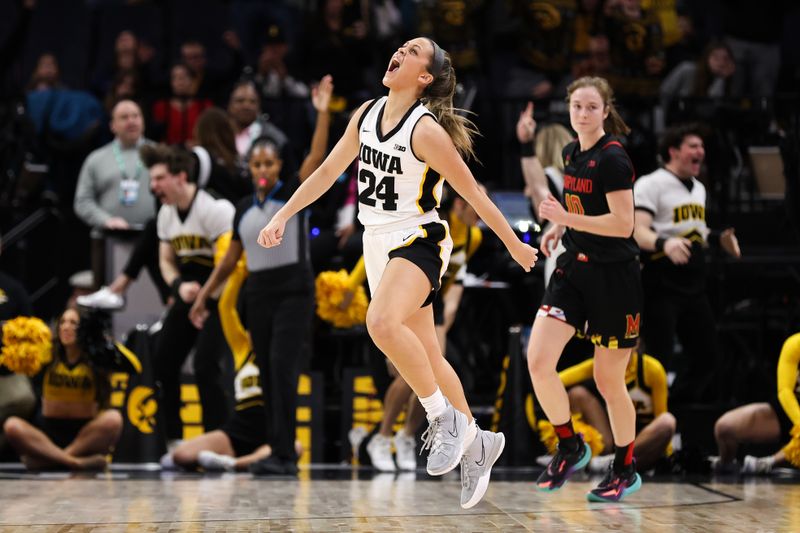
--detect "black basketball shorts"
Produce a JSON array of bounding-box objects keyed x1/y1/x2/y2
[
  {"x1": 363, "y1": 216, "x2": 452, "y2": 307},
  {"x1": 540, "y1": 252, "x2": 642, "y2": 349}
]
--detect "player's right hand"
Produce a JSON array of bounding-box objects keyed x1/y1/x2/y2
[
  {"x1": 258, "y1": 216, "x2": 286, "y2": 248},
  {"x1": 664, "y1": 236, "x2": 692, "y2": 265},
  {"x1": 510, "y1": 241, "x2": 539, "y2": 272}
]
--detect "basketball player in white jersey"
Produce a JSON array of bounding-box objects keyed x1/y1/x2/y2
[{"x1": 258, "y1": 37, "x2": 538, "y2": 508}]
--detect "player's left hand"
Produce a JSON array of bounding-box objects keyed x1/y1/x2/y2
[
  {"x1": 539, "y1": 193, "x2": 568, "y2": 225},
  {"x1": 720, "y1": 227, "x2": 741, "y2": 259}
]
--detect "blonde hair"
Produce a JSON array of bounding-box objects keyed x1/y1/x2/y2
[
  {"x1": 421, "y1": 44, "x2": 479, "y2": 161},
  {"x1": 535, "y1": 123, "x2": 573, "y2": 172},
  {"x1": 566, "y1": 76, "x2": 631, "y2": 136}
]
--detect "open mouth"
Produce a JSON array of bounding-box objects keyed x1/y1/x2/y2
[{"x1": 387, "y1": 57, "x2": 400, "y2": 73}]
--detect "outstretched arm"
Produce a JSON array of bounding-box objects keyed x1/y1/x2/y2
[
  {"x1": 258, "y1": 99, "x2": 369, "y2": 248},
  {"x1": 413, "y1": 116, "x2": 538, "y2": 272}
]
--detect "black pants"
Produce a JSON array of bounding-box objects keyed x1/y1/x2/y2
[
  {"x1": 153, "y1": 297, "x2": 230, "y2": 440},
  {"x1": 641, "y1": 288, "x2": 719, "y2": 403},
  {"x1": 122, "y1": 218, "x2": 170, "y2": 303},
  {"x1": 245, "y1": 286, "x2": 314, "y2": 462}
]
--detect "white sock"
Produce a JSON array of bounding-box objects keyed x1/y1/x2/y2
[
  {"x1": 419, "y1": 387, "x2": 447, "y2": 420},
  {"x1": 464, "y1": 419, "x2": 478, "y2": 448}
]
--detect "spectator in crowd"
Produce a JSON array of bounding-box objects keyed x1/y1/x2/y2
[
  {"x1": 660, "y1": 40, "x2": 738, "y2": 111},
  {"x1": 74, "y1": 99, "x2": 155, "y2": 232},
  {"x1": 3, "y1": 307, "x2": 123, "y2": 470},
  {"x1": 92, "y1": 30, "x2": 156, "y2": 102},
  {"x1": 506, "y1": 0, "x2": 577, "y2": 99},
  {"x1": 712, "y1": 333, "x2": 799, "y2": 475},
  {"x1": 103, "y1": 70, "x2": 142, "y2": 114},
  {"x1": 150, "y1": 63, "x2": 213, "y2": 147},
  {"x1": 298, "y1": 0, "x2": 372, "y2": 104},
  {"x1": 26, "y1": 52, "x2": 64, "y2": 92},
  {"x1": 73, "y1": 99, "x2": 156, "y2": 287},
  {"x1": 561, "y1": 343, "x2": 676, "y2": 473},
  {"x1": 191, "y1": 107, "x2": 251, "y2": 204},
  {"x1": 604, "y1": 0, "x2": 665, "y2": 98},
  {"x1": 633, "y1": 124, "x2": 741, "y2": 403},
  {"x1": 227, "y1": 79, "x2": 288, "y2": 159},
  {"x1": 180, "y1": 37, "x2": 244, "y2": 105},
  {"x1": 142, "y1": 144, "x2": 234, "y2": 455},
  {"x1": 722, "y1": 0, "x2": 784, "y2": 99},
  {"x1": 252, "y1": 24, "x2": 309, "y2": 100}
]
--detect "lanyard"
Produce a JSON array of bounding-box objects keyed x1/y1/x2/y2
[{"x1": 112, "y1": 140, "x2": 143, "y2": 182}]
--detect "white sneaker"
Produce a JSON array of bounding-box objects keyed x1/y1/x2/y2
[
  {"x1": 198, "y1": 450, "x2": 237, "y2": 472},
  {"x1": 589, "y1": 454, "x2": 614, "y2": 474},
  {"x1": 366, "y1": 433, "x2": 396, "y2": 472},
  {"x1": 394, "y1": 428, "x2": 417, "y2": 470},
  {"x1": 741, "y1": 455, "x2": 774, "y2": 475},
  {"x1": 460, "y1": 428, "x2": 505, "y2": 509},
  {"x1": 421, "y1": 400, "x2": 468, "y2": 476},
  {"x1": 77, "y1": 287, "x2": 124, "y2": 310}
]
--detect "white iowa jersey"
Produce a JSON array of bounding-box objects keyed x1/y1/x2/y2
[
  {"x1": 157, "y1": 189, "x2": 234, "y2": 270},
  {"x1": 634, "y1": 168, "x2": 709, "y2": 241},
  {"x1": 357, "y1": 97, "x2": 443, "y2": 227}
]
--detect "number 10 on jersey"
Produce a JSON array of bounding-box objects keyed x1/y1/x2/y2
[
  {"x1": 359, "y1": 169, "x2": 399, "y2": 211},
  {"x1": 564, "y1": 193, "x2": 585, "y2": 215}
]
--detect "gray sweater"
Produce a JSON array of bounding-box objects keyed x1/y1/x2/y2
[{"x1": 73, "y1": 138, "x2": 156, "y2": 229}]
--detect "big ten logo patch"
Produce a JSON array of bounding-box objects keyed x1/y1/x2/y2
[{"x1": 342, "y1": 368, "x2": 407, "y2": 465}]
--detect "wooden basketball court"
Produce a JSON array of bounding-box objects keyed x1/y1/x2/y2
[{"x1": 0, "y1": 465, "x2": 796, "y2": 531}]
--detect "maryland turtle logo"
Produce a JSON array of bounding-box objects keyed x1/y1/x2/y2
[{"x1": 127, "y1": 385, "x2": 158, "y2": 434}]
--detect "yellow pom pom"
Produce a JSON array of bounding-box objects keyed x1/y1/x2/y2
[
  {"x1": 538, "y1": 414, "x2": 605, "y2": 456},
  {"x1": 782, "y1": 425, "x2": 800, "y2": 468},
  {"x1": 0, "y1": 316, "x2": 53, "y2": 376},
  {"x1": 315, "y1": 270, "x2": 369, "y2": 329}
]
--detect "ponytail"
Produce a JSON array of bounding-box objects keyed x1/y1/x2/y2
[{"x1": 421, "y1": 48, "x2": 479, "y2": 161}]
